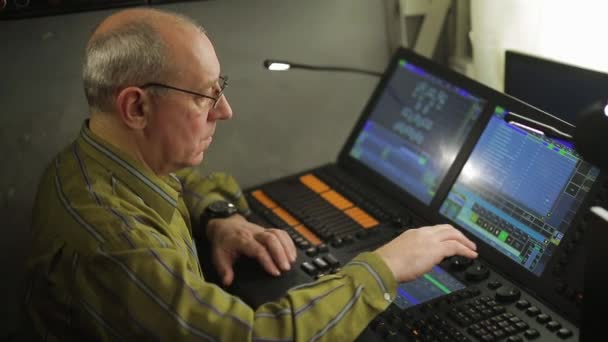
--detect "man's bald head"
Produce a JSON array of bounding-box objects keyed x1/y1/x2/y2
[{"x1": 82, "y1": 8, "x2": 206, "y2": 114}]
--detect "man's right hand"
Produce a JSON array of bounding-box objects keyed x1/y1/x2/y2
[{"x1": 375, "y1": 224, "x2": 478, "y2": 283}]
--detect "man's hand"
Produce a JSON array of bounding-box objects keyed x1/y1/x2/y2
[
  {"x1": 375, "y1": 224, "x2": 478, "y2": 283},
  {"x1": 206, "y1": 215, "x2": 297, "y2": 286}
]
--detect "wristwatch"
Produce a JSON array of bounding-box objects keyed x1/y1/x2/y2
[{"x1": 200, "y1": 200, "x2": 239, "y2": 230}]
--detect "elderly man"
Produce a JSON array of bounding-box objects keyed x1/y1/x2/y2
[{"x1": 25, "y1": 8, "x2": 477, "y2": 341}]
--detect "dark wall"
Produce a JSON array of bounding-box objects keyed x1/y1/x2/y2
[{"x1": 0, "y1": 0, "x2": 390, "y2": 335}]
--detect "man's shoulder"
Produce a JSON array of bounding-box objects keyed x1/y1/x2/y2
[
  {"x1": 31, "y1": 143, "x2": 153, "y2": 240},
  {"x1": 34, "y1": 141, "x2": 114, "y2": 206}
]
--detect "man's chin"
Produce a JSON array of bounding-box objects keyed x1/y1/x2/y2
[{"x1": 191, "y1": 151, "x2": 205, "y2": 166}]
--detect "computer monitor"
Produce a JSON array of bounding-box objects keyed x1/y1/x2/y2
[
  {"x1": 440, "y1": 106, "x2": 600, "y2": 276},
  {"x1": 347, "y1": 57, "x2": 487, "y2": 205},
  {"x1": 504, "y1": 50, "x2": 608, "y2": 124}
]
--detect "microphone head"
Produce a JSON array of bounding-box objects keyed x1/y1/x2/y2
[
  {"x1": 263, "y1": 59, "x2": 291, "y2": 71},
  {"x1": 574, "y1": 100, "x2": 608, "y2": 170}
]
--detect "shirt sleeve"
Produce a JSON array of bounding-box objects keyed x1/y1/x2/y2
[
  {"x1": 73, "y1": 228, "x2": 397, "y2": 341},
  {"x1": 175, "y1": 168, "x2": 250, "y2": 229}
]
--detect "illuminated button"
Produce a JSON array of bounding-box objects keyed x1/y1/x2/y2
[
  {"x1": 323, "y1": 254, "x2": 340, "y2": 269},
  {"x1": 556, "y1": 328, "x2": 573, "y2": 339},
  {"x1": 300, "y1": 262, "x2": 316, "y2": 276},
  {"x1": 312, "y1": 257, "x2": 329, "y2": 271},
  {"x1": 546, "y1": 321, "x2": 562, "y2": 332},
  {"x1": 294, "y1": 237, "x2": 309, "y2": 249},
  {"x1": 536, "y1": 313, "x2": 551, "y2": 324},
  {"x1": 523, "y1": 329, "x2": 540, "y2": 339},
  {"x1": 515, "y1": 321, "x2": 529, "y2": 331},
  {"x1": 317, "y1": 243, "x2": 329, "y2": 253},
  {"x1": 525, "y1": 306, "x2": 541, "y2": 317}
]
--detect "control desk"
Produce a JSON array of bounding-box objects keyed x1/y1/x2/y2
[{"x1": 223, "y1": 48, "x2": 606, "y2": 341}]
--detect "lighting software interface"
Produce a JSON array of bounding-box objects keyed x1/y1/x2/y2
[
  {"x1": 349, "y1": 59, "x2": 486, "y2": 204},
  {"x1": 440, "y1": 107, "x2": 599, "y2": 276}
]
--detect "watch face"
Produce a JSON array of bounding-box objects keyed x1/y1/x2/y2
[{"x1": 209, "y1": 201, "x2": 237, "y2": 216}]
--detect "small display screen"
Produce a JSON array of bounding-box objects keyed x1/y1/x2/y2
[
  {"x1": 393, "y1": 265, "x2": 467, "y2": 310},
  {"x1": 440, "y1": 106, "x2": 600, "y2": 276},
  {"x1": 349, "y1": 59, "x2": 486, "y2": 204}
]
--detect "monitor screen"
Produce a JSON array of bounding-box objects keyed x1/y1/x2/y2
[
  {"x1": 349, "y1": 59, "x2": 486, "y2": 204},
  {"x1": 504, "y1": 50, "x2": 608, "y2": 124},
  {"x1": 394, "y1": 265, "x2": 467, "y2": 310},
  {"x1": 440, "y1": 106, "x2": 600, "y2": 276}
]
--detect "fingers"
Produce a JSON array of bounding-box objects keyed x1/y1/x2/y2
[
  {"x1": 212, "y1": 249, "x2": 235, "y2": 286},
  {"x1": 254, "y1": 230, "x2": 293, "y2": 272},
  {"x1": 442, "y1": 240, "x2": 479, "y2": 259},
  {"x1": 241, "y1": 239, "x2": 282, "y2": 276},
  {"x1": 433, "y1": 224, "x2": 477, "y2": 251},
  {"x1": 269, "y1": 228, "x2": 297, "y2": 262}
]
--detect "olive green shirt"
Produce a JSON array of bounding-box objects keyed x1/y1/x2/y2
[{"x1": 25, "y1": 121, "x2": 397, "y2": 341}]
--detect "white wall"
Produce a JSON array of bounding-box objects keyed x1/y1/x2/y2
[{"x1": 470, "y1": 0, "x2": 608, "y2": 91}]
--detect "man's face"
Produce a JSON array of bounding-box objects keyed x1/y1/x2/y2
[{"x1": 144, "y1": 30, "x2": 232, "y2": 172}]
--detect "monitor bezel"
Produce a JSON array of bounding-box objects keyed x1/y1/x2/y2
[
  {"x1": 337, "y1": 47, "x2": 604, "y2": 323},
  {"x1": 337, "y1": 47, "x2": 493, "y2": 221},
  {"x1": 436, "y1": 92, "x2": 603, "y2": 322}
]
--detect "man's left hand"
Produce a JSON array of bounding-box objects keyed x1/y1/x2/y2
[{"x1": 206, "y1": 214, "x2": 297, "y2": 286}]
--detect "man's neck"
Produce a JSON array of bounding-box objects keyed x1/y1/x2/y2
[{"x1": 88, "y1": 113, "x2": 167, "y2": 176}]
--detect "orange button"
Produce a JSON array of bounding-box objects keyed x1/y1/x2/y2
[
  {"x1": 251, "y1": 190, "x2": 277, "y2": 209},
  {"x1": 299, "y1": 174, "x2": 329, "y2": 193},
  {"x1": 293, "y1": 224, "x2": 322, "y2": 246},
  {"x1": 321, "y1": 190, "x2": 353, "y2": 210},
  {"x1": 344, "y1": 207, "x2": 379, "y2": 229}
]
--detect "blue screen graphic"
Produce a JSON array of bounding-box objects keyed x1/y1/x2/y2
[
  {"x1": 440, "y1": 107, "x2": 599, "y2": 276},
  {"x1": 394, "y1": 265, "x2": 466, "y2": 310},
  {"x1": 349, "y1": 60, "x2": 486, "y2": 204}
]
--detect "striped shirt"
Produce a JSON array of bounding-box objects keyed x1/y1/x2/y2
[{"x1": 25, "y1": 121, "x2": 397, "y2": 341}]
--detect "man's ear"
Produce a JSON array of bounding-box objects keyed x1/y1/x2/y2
[{"x1": 115, "y1": 86, "x2": 150, "y2": 130}]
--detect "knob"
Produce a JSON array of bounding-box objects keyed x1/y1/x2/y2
[
  {"x1": 495, "y1": 286, "x2": 521, "y2": 302},
  {"x1": 450, "y1": 256, "x2": 473, "y2": 271},
  {"x1": 465, "y1": 263, "x2": 490, "y2": 281}
]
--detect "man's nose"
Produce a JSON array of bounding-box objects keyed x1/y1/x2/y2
[{"x1": 209, "y1": 95, "x2": 233, "y2": 121}]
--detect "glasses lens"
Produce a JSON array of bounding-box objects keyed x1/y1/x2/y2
[
  {"x1": 220, "y1": 75, "x2": 228, "y2": 90},
  {"x1": 212, "y1": 76, "x2": 228, "y2": 109}
]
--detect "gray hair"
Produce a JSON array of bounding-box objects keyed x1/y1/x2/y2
[{"x1": 82, "y1": 12, "x2": 205, "y2": 113}]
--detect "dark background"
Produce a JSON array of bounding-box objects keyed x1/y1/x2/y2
[{"x1": 0, "y1": 0, "x2": 392, "y2": 335}]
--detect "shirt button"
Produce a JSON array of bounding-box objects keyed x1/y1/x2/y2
[{"x1": 384, "y1": 293, "x2": 391, "y2": 301}]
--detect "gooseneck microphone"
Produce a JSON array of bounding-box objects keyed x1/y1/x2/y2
[{"x1": 263, "y1": 59, "x2": 382, "y2": 77}]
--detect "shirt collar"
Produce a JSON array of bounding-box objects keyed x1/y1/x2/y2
[{"x1": 76, "y1": 120, "x2": 181, "y2": 222}]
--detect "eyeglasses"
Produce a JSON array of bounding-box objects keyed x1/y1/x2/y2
[{"x1": 140, "y1": 75, "x2": 228, "y2": 109}]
